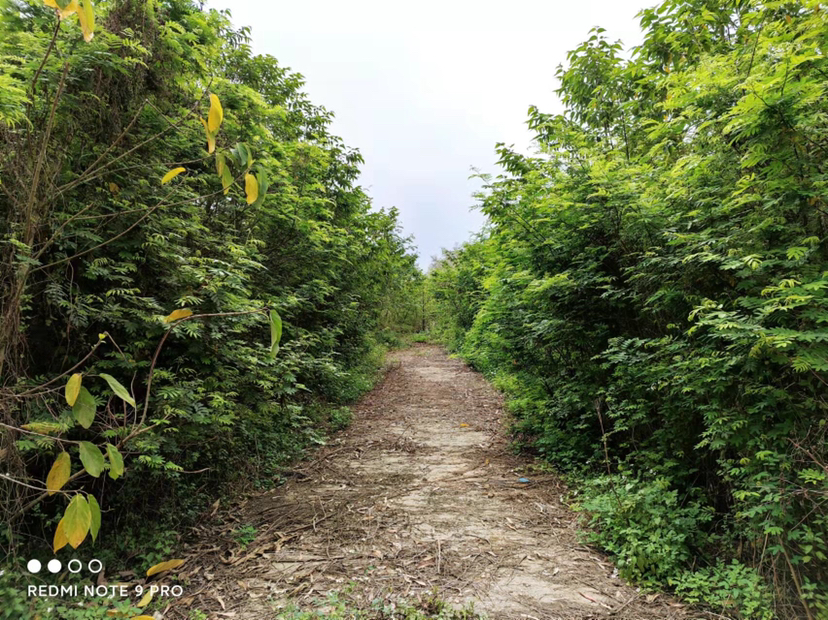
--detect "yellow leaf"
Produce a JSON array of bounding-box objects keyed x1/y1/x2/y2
[
  {"x1": 146, "y1": 558, "x2": 185, "y2": 577},
  {"x1": 46, "y1": 452, "x2": 71, "y2": 495},
  {"x1": 43, "y1": 0, "x2": 59, "y2": 7},
  {"x1": 22, "y1": 421, "x2": 62, "y2": 435},
  {"x1": 58, "y1": 0, "x2": 79, "y2": 19},
  {"x1": 77, "y1": 0, "x2": 95, "y2": 42},
  {"x1": 137, "y1": 589, "x2": 153, "y2": 608},
  {"x1": 65, "y1": 373, "x2": 82, "y2": 406},
  {"x1": 459, "y1": 423, "x2": 468, "y2": 427},
  {"x1": 53, "y1": 517, "x2": 69, "y2": 553},
  {"x1": 200, "y1": 118, "x2": 216, "y2": 154},
  {"x1": 108, "y1": 182, "x2": 120, "y2": 194},
  {"x1": 64, "y1": 494, "x2": 91, "y2": 549},
  {"x1": 131, "y1": 616, "x2": 155, "y2": 620},
  {"x1": 161, "y1": 167, "x2": 186, "y2": 185},
  {"x1": 207, "y1": 93, "x2": 223, "y2": 133},
  {"x1": 244, "y1": 173, "x2": 258, "y2": 205},
  {"x1": 163, "y1": 308, "x2": 193, "y2": 323}
]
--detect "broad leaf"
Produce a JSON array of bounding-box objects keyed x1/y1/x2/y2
[
  {"x1": 269, "y1": 310, "x2": 282, "y2": 358},
  {"x1": 137, "y1": 589, "x2": 153, "y2": 608},
  {"x1": 98, "y1": 374, "x2": 136, "y2": 407},
  {"x1": 146, "y1": 558, "x2": 185, "y2": 577},
  {"x1": 53, "y1": 517, "x2": 69, "y2": 553},
  {"x1": 253, "y1": 168, "x2": 269, "y2": 207},
  {"x1": 22, "y1": 421, "x2": 62, "y2": 435},
  {"x1": 77, "y1": 0, "x2": 94, "y2": 42},
  {"x1": 72, "y1": 387, "x2": 96, "y2": 429},
  {"x1": 164, "y1": 308, "x2": 193, "y2": 323},
  {"x1": 105, "y1": 443, "x2": 125, "y2": 480},
  {"x1": 200, "y1": 118, "x2": 216, "y2": 154},
  {"x1": 63, "y1": 494, "x2": 91, "y2": 549},
  {"x1": 46, "y1": 452, "x2": 71, "y2": 495},
  {"x1": 221, "y1": 166, "x2": 233, "y2": 195},
  {"x1": 78, "y1": 442, "x2": 105, "y2": 478},
  {"x1": 65, "y1": 373, "x2": 82, "y2": 406},
  {"x1": 244, "y1": 173, "x2": 258, "y2": 205},
  {"x1": 207, "y1": 93, "x2": 223, "y2": 133},
  {"x1": 88, "y1": 494, "x2": 101, "y2": 542},
  {"x1": 161, "y1": 167, "x2": 186, "y2": 185}
]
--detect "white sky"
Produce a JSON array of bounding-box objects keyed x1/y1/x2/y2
[{"x1": 206, "y1": 0, "x2": 652, "y2": 267}]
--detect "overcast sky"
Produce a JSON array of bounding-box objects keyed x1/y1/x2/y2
[{"x1": 206, "y1": 0, "x2": 652, "y2": 268}]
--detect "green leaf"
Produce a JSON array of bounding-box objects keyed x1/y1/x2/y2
[
  {"x1": 78, "y1": 441, "x2": 105, "y2": 478},
  {"x1": 65, "y1": 373, "x2": 82, "y2": 406},
  {"x1": 253, "y1": 167, "x2": 269, "y2": 207},
  {"x1": 72, "y1": 387, "x2": 96, "y2": 429},
  {"x1": 269, "y1": 310, "x2": 282, "y2": 358},
  {"x1": 88, "y1": 494, "x2": 101, "y2": 542},
  {"x1": 63, "y1": 494, "x2": 91, "y2": 549},
  {"x1": 46, "y1": 452, "x2": 71, "y2": 495},
  {"x1": 98, "y1": 373, "x2": 136, "y2": 407},
  {"x1": 105, "y1": 443, "x2": 124, "y2": 480},
  {"x1": 221, "y1": 166, "x2": 233, "y2": 195}
]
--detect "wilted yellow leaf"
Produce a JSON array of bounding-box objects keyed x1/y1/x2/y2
[
  {"x1": 22, "y1": 421, "x2": 63, "y2": 435},
  {"x1": 200, "y1": 118, "x2": 216, "y2": 154},
  {"x1": 207, "y1": 93, "x2": 223, "y2": 133},
  {"x1": 65, "y1": 373, "x2": 82, "y2": 406},
  {"x1": 58, "y1": 0, "x2": 79, "y2": 19},
  {"x1": 146, "y1": 558, "x2": 185, "y2": 577},
  {"x1": 244, "y1": 173, "x2": 258, "y2": 205},
  {"x1": 46, "y1": 452, "x2": 71, "y2": 495},
  {"x1": 108, "y1": 182, "x2": 120, "y2": 194},
  {"x1": 131, "y1": 616, "x2": 155, "y2": 620},
  {"x1": 164, "y1": 308, "x2": 193, "y2": 323},
  {"x1": 136, "y1": 589, "x2": 153, "y2": 608},
  {"x1": 77, "y1": 0, "x2": 95, "y2": 42},
  {"x1": 161, "y1": 167, "x2": 186, "y2": 185},
  {"x1": 53, "y1": 517, "x2": 69, "y2": 553}
]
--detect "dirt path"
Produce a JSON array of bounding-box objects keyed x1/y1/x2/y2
[{"x1": 173, "y1": 345, "x2": 690, "y2": 619}]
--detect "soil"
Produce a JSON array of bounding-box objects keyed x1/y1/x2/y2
[{"x1": 168, "y1": 345, "x2": 695, "y2": 619}]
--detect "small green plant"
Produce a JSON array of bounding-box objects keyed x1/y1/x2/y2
[
  {"x1": 232, "y1": 524, "x2": 257, "y2": 550},
  {"x1": 576, "y1": 475, "x2": 713, "y2": 584},
  {"x1": 673, "y1": 560, "x2": 774, "y2": 620},
  {"x1": 329, "y1": 406, "x2": 353, "y2": 432}
]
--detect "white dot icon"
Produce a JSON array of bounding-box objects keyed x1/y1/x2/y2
[
  {"x1": 26, "y1": 559, "x2": 41, "y2": 573},
  {"x1": 47, "y1": 559, "x2": 62, "y2": 573}
]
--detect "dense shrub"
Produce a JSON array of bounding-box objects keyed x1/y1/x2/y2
[
  {"x1": 0, "y1": 0, "x2": 422, "y2": 577},
  {"x1": 429, "y1": 1, "x2": 828, "y2": 617}
]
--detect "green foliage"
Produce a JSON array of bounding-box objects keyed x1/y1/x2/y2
[
  {"x1": 429, "y1": 1, "x2": 828, "y2": 617},
  {"x1": 0, "y1": 0, "x2": 420, "y2": 586},
  {"x1": 577, "y1": 476, "x2": 713, "y2": 584},
  {"x1": 674, "y1": 560, "x2": 774, "y2": 620},
  {"x1": 232, "y1": 524, "x2": 257, "y2": 550}
]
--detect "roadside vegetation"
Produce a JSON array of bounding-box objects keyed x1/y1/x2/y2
[
  {"x1": 429, "y1": 1, "x2": 828, "y2": 618},
  {"x1": 0, "y1": 1, "x2": 424, "y2": 616}
]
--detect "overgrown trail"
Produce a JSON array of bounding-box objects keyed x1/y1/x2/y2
[{"x1": 174, "y1": 346, "x2": 690, "y2": 619}]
